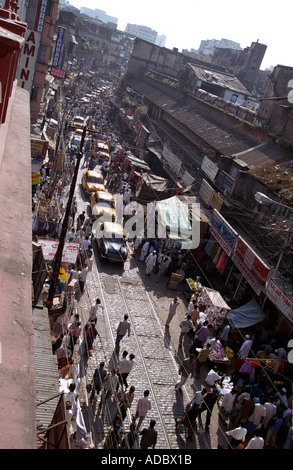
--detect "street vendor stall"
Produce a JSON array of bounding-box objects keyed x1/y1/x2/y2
[{"x1": 200, "y1": 286, "x2": 231, "y2": 330}]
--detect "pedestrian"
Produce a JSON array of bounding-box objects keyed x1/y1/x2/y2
[
  {"x1": 155, "y1": 257, "x2": 167, "y2": 283},
  {"x1": 265, "y1": 413, "x2": 284, "y2": 447},
  {"x1": 246, "y1": 397, "x2": 266, "y2": 435},
  {"x1": 117, "y1": 351, "x2": 135, "y2": 389},
  {"x1": 77, "y1": 211, "x2": 86, "y2": 231},
  {"x1": 118, "y1": 385, "x2": 135, "y2": 421},
  {"x1": 175, "y1": 354, "x2": 196, "y2": 390},
  {"x1": 175, "y1": 400, "x2": 201, "y2": 440},
  {"x1": 115, "y1": 314, "x2": 131, "y2": 352},
  {"x1": 98, "y1": 369, "x2": 119, "y2": 413},
  {"x1": 134, "y1": 390, "x2": 152, "y2": 430},
  {"x1": 225, "y1": 424, "x2": 247, "y2": 449},
  {"x1": 189, "y1": 321, "x2": 213, "y2": 354},
  {"x1": 78, "y1": 265, "x2": 88, "y2": 294},
  {"x1": 84, "y1": 320, "x2": 98, "y2": 354},
  {"x1": 189, "y1": 303, "x2": 200, "y2": 326},
  {"x1": 165, "y1": 298, "x2": 180, "y2": 326},
  {"x1": 178, "y1": 314, "x2": 193, "y2": 348},
  {"x1": 199, "y1": 387, "x2": 218, "y2": 431},
  {"x1": 145, "y1": 251, "x2": 157, "y2": 275},
  {"x1": 139, "y1": 420, "x2": 157, "y2": 449},
  {"x1": 68, "y1": 321, "x2": 81, "y2": 350},
  {"x1": 219, "y1": 388, "x2": 238, "y2": 422},
  {"x1": 220, "y1": 319, "x2": 230, "y2": 345},
  {"x1": 195, "y1": 343, "x2": 211, "y2": 378},
  {"x1": 245, "y1": 429, "x2": 264, "y2": 449},
  {"x1": 89, "y1": 298, "x2": 103, "y2": 323},
  {"x1": 139, "y1": 240, "x2": 149, "y2": 262},
  {"x1": 90, "y1": 362, "x2": 107, "y2": 401},
  {"x1": 232, "y1": 394, "x2": 255, "y2": 428},
  {"x1": 237, "y1": 334, "x2": 253, "y2": 359},
  {"x1": 120, "y1": 422, "x2": 138, "y2": 449},
  {"x1": 80, "y1": 235, "x2": 91, "y2": 262}
]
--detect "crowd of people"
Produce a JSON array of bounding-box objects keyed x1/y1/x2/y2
[{"x1": 34, "y1": 71, "x2": 292, "y2": 450}]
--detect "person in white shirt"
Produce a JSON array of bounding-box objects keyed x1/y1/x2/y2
[
  {"x1": 245, "y1": 430, "x2": 264, "y2": 449},
  {"x1": 237, "y1": 335, "x2": 253, "y2": 359},
  {"x1": 263, "y1": 397, "x2": 277, "y2": 429},
  {"x1": 219, "y1": 388, "x2": 238, "y2": 420},
  {"x1": 117, "y1": 351, "x2": 135, "y2": 389},
  {"x1": 226, "y1": 425, "x2": 247, "y2": 448},
  {"x1": 115, "y1": 314, "x2": 131, "y2": 352},
  {"x1": 165, "y1": 298, "x2": 180, "y2": 326},
  {"x1": 89, "y1": 298, "x2": 103, "y2": 323},
  {"x1": 135, "y1": 390, "x2": 151, "y2": 430},
  {"x1": 246, "y1": 398, "x2": 266, "y2": 434}
]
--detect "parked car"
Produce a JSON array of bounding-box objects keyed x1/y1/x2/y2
[
  {"x1": 72, "y1": 115, "x2": 85, "y2": 129},
  {"x1": 90, "y1": 191, "x2": 116, "y2": 221},
  {"x1": 82, "y1": 170, "x2": 105, "y2": 195},
  {"x1": 95, "y1": 221, "x2": 128, "y2": 262}
]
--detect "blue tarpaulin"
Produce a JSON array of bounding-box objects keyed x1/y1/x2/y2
[{"x1": 227, "y1": 299, "x2": 265, "y2": 329}]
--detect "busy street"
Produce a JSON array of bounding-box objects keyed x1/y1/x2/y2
[{"x1": 30, "y1": 70, "x2": 292, "y2": 451}]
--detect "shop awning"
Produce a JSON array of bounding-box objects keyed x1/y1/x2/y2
[
  {"x1": 125, "y1": 154, "x2": 151, "y2": 171},
  {"x1": 227, "y1": 299, "x2": 266, "y2": 329}
]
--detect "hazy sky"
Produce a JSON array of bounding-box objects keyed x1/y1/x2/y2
[{"x1": 68, "y1": 0, "x2": 292, "y2": 70}]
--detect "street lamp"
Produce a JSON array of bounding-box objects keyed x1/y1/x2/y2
[{"x1": 255, "y1": 191, "x2": 292, "y2": 211}]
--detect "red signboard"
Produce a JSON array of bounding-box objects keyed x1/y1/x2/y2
[
  {"x1": 51, "y1": 68, "x2": 66, "y2": 79},
  {"x1": 234, "y1": 236, "x2": 270, "y2": 285}
]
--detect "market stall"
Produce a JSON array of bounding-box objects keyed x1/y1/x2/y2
[{"x1": 200, "y1": 286, "x2": 231, "y2": 330}]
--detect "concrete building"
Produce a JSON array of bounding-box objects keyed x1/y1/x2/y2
[
  {"x1": 198, "y1": 38, "x2": 242, "y2": 55},
  {"x1": 0, "y1": 2, "x2": 34, "y2": 448},
  {"x1": 17, "y1": 0, "x2": 60, "y2": 122},
  {"x1": 125, "y1": 23, "x2": 166, "y2": 47},
  {"x1": 257, "y1": 64, "x2": 293, "y2": 145}
]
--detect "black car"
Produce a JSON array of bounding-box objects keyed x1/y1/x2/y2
[{"x1": 95, "y1": 221, "x2": 128, "y2": 263}]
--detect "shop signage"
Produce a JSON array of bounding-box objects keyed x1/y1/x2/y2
[
  {"x1": 35, "y1": 0, "x2": 48, "y2": 33},
  {"x1": 210, "y1": 192, "x2": 223, "y2": 212},
  {"x1": 32, "y1": 171, "x2": 41, "y2": 185},
  {"x1": 266, "y1": 280, "x2": 293, "y2": 324},
  {"x1": 201, "y1": 156, "x2": 218, "y2": 181},
  {"x1": 31, "y1": 138, "x2": 48, "y2": 160},
  {"x1": 17, "y1": 29, "x2": 41, "y2": 92},
  {"x1": 37, "y1": 239, "x2": 79, "y2": 264},
  {"x1": 162, "y1": 145, "x2": 182, "y2": 174},
  {"x1": 52, "y1": 27, "x2": 65, "y2": 68},
  {"x1": 199, "y1": 179, "x2": 214, "y2": 206},
  {"x1": 234, "y1": 236, "x2": 270, "y2": 285},
  {"x1": 210, "y1": 209, "x2": 238, "y2": 257},
  {"x1": 51, "y1": 68, "x2": 66, "y2": 79},
  {"x1": 232, "y1": 254, "x2": 263, "y2": 296}
]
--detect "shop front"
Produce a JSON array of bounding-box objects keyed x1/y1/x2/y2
[{"x1": 265, "y1": 279, "x2": 293, "y2": 340}]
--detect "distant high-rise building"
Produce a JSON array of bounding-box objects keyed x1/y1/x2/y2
[
  {"x1": 198, "y1": 38, "x2": 242, "y2": 55},
  {"x1": 80, "y1": 7, "x2": 118, "y2": 26},
  {"x1": 125, "y1": 23, "x2": 165, "y2": 46}
]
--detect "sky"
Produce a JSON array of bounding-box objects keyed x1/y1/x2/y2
[{"x1": 68, "y1": 0, "x2": 293, "y2": 70}]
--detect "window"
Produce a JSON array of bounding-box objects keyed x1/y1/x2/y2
[
  {"x1": 38, "y1": 44, "x2": 47, "y2": 62},
  {"x1": 46, "y1": 0, "x2": 53, "y2": 17},
  {"x1": 231, "y1": 94, "x2": 238, "y2": 103}
]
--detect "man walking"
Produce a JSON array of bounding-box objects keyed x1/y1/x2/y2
[
  {"x1": 89, "y1": 298, "x2": 103, "y2": 323},
  {"x1": 178, "y1": 314, "x2": 193, "y2": 348},
  {"x1": 90, "y1": 362, "x2": 107, "y2": 401},
  {"x1": 134, "y1": 390, "x2": 152, "y2": 430},
  {"x1": 165, "y1": 298, "x2": 180, "y2": 327},
  {"x1": 139, "y1": 420, "x2": 157, "y2": 449},
  {"x1": 115, "y1": 314, "x2": 131, "y2": 352},
  {"x1": 175, "y1": 354, "x2": 196, "y2": 390}
]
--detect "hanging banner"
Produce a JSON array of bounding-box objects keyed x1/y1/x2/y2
[
  {"x1": 210, "y1": 209, "x2": 238, "y2": 257},
  {"x1": 37, "y1": 239, "x2": 80, "y2": 264},
  {"x1": 32, "y1": 171, "x2": 41, "y2": 185},
  {"x1": 52, "y1": 27, "x2": 65, "y2": 68},
  {"x1": 31, "y1": 138, "x2": 48, "y2": 160},
  {"x1": 266, "y1": 280, "x2": 293, "y2": 324},
  {"x1": 233, "y1": 235, "x2": 270, "y2": 285}
]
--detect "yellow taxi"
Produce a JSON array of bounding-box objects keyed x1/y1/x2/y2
[
  {"x1": 72, "y1": 115, "x2": 85, "y2": 128},
  {"x1": 82, "y1": 170, "x2": 105, "y2": 196},
  {"x1": 90, "y1": 191, "x2": 116, "y2": 220},
  {"x1": 96, "y1": 140, "x2": 109, "y2": 152}
]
